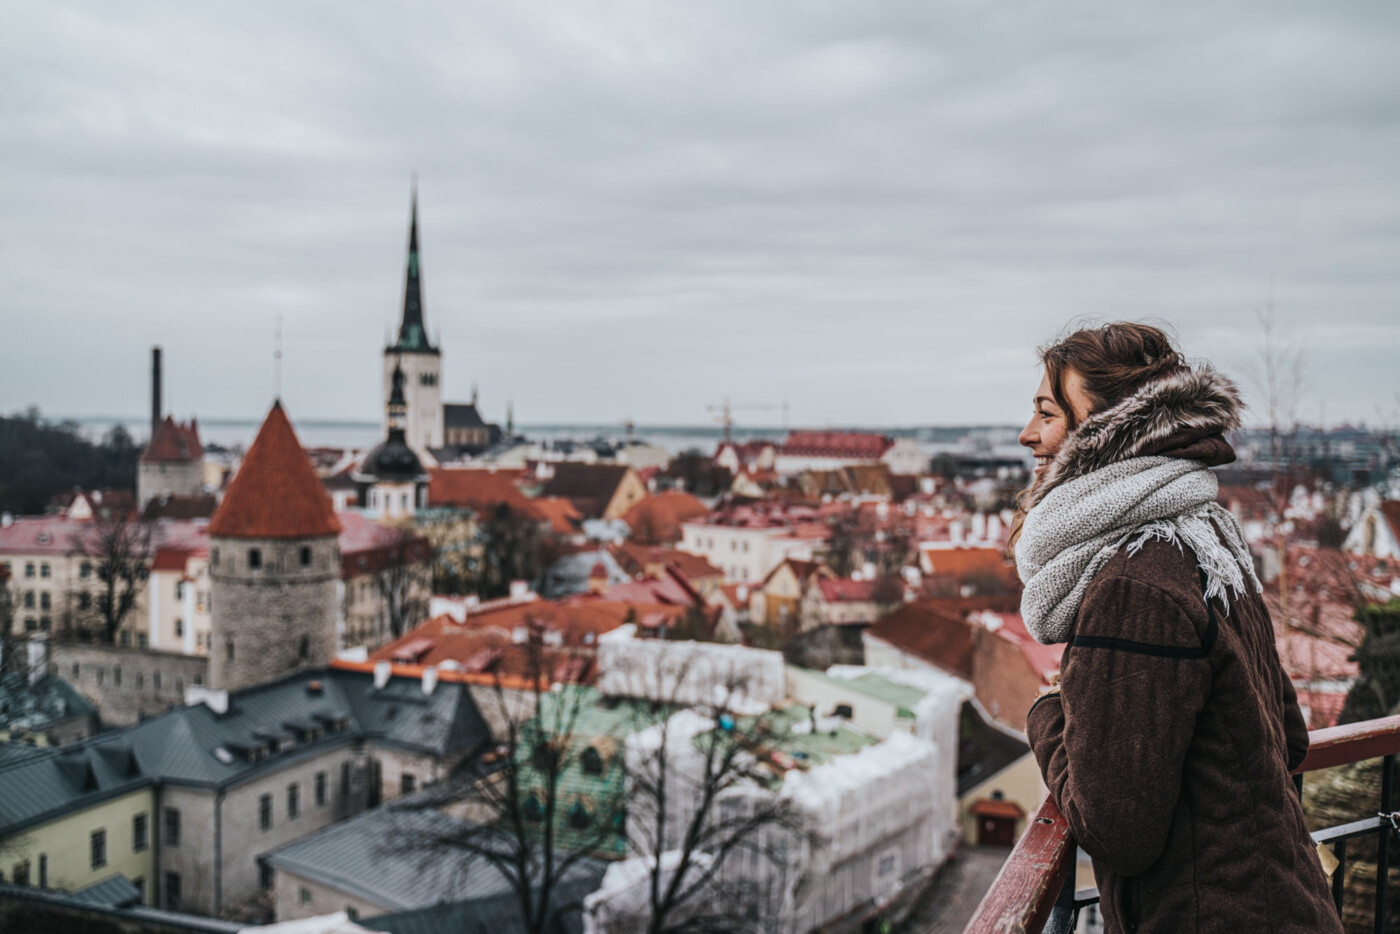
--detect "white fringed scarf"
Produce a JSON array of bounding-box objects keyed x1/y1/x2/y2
[{"x1": 1014, "y1": 455, "x2": 1262, "y2": 645}]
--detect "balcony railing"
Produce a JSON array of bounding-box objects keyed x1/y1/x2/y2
[{"x1": 966, "y1": 714, "x2": 1400, "y2": 934}]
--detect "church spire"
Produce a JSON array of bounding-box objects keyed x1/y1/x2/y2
[{"x1": 390, "y1": 178, "x2": 437, "y2": 354}]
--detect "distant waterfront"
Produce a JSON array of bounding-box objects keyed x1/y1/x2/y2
[{"x1": 52, "y1": 414, "x2": 1029, "y2": 459}]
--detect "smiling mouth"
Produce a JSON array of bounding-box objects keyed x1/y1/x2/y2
[{"x1": 1033, "y1": 454, "x2": 1053, "y2": 473}]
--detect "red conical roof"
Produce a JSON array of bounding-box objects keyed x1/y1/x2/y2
[{"x1": 208, "y1": 402, "x2": 341, "y2": 539}]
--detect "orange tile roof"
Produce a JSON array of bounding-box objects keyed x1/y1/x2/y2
[
  {"x1": 427, "y1": 468, "x2": 544, "y2": 521},
  {"x1": 533, "y1": 496, "x2": 583, "y2": 534},
  {"x1": 865, "y1": 601, "x2": 976, "y2": 678},
  {"x1": 208, "y1": 402, "x2": 341, "y2": 539},
  {"x1": 622, "y1": 492, "x2": 710, "y2": 544},
  {"x1": 142, "y1": 416, "x2": 204, "y2": 464}
]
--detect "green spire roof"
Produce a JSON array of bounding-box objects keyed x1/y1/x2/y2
[{"x1": 389, "y1": 182, "x2": 438, "y2": 355}]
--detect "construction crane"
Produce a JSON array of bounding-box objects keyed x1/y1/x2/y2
[{"x1": 706, "y1": 398, "x2": 789, "y2": 444}]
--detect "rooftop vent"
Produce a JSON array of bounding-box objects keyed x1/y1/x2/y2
[{"x1": 307, "y1": 679, "x2": 323, "y2": 695}]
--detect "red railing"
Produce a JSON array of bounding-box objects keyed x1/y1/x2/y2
[{"x1": 965, "y1": 715, "x2": 1400, "y2": 934}]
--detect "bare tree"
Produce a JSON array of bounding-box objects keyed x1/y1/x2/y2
[
  {"x1": 66, "y1": 512, "x2": 152, "y2": 644},
  {"x1": 374, "y1": 525, "x2": 433, "y2": 639},
  {"x1": 399, "y1": 620, "x2": 632, "y2": 934},
  {"x1": 619, "y1": 662, "x2": 814, "y2": 934}
]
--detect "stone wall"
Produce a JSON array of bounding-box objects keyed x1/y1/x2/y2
[
  {"x1": 271, "y1": 865, "x2": 385, "y2": 924},
  {"x1": 49, "y1": 642, "x2": 209, "y2": 727},
  {"x1": 209, "y1": 535, "x2": 338, "y2": 691},
  {"x1": 138, "y1": 460, "x2": 203, "y2": 511}
]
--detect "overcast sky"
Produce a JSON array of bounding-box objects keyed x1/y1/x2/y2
[{"x1": 3, "y1": 2, "x2": 1398, "y2": 431}]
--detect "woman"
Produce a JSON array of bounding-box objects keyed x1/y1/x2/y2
[{"x1": 1015, "y1": 323, "x2": 1339, "y2": 933}]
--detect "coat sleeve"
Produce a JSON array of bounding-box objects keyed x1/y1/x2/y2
[
  {"x1": 1277, "y1": 665, "x2": 1311, "y2": 772},
  {"x1": 1025, "y1": 575, "x2": 1212, "y2": 878}
]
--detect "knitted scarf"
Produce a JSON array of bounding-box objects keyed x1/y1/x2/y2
[
  {"x1": 1015, "y1": 456, "x2": 1260, "y2": 644},
  {"x1": 1014, "y1": 364, "x2": 1262, "y2": 645}
]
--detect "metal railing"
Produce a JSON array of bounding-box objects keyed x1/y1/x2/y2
[{"x1": 965, "y1": 714, "x2": 1400, "y2": 934}]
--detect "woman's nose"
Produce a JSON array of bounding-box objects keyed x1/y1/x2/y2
[{"x1": 1019, "y1": 421, "x2": 1037, "y2": 448}]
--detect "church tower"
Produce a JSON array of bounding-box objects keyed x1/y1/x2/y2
[
  {"x1": 384, "y1": 183, "x2": 444, "y2": 452},
  {"x1": 207, "y1": 402, "x2": 342, "y2": 691}
]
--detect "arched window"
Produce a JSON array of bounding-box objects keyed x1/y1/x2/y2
[
  {"x1": 522, "y1": 795, "x2": 544, "y2": 823},
  {"x1": 568, "y1": 801, "x2": 591, "y2": 829},
  {"x1": 581, "y1": 746, "x2": 605, "y2": 776}
]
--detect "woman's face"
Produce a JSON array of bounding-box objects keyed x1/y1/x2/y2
[{"x1": 1020, "y1": 368, "x2": 1092, "y2": 477}]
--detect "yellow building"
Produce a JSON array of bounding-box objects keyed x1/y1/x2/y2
[{"x1": 0, "y1": 745, "x2": 156, "y2": 903}]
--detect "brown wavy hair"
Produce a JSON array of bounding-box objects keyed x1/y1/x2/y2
[{"x1": 1007, "y1": 322, "x2": 1189, "y2": 553}]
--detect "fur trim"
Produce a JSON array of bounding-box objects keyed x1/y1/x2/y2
[{"x1": 1026, "y1": 364, "x2": 1242, "y2": 510}]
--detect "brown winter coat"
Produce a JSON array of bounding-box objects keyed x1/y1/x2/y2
[{"x1": 1024, "y1": 370, "x2": 1340, "y2": 934}]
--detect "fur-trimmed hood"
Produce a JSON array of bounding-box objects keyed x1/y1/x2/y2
[{"x1": 1026, "y1": 364, "x2": 1243, "y2": 510}]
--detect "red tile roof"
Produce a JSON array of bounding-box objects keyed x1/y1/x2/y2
[
  {"x1": 622, "y1": 492, "x2": 710, "y2": 544},
  {"x1": 864, "y1": 601, "x2": 976, "y2": 678},
  {"x1": 427, "y1": 468, "x2": 543, "y2": 522},
  {"x1": 611, "y1": 543, "x2": 723, "y2": 583},
  {"x1": 1384, "y1": 501, "x2": 1400, "y2": 545},
  {"x1": 208, "y1": 402, "x2": 341, "y2": 539},
  {"x1": 816, "y1": 578, "x2": 877, "y2": 603},
  {"x1": 142, "y1": 416, "x2": 204, "y2": 464},
  {"x1": 533, "y1": 496, "x2": 583, "y2": 534},
  {"x1": 151, "y1": 546, "x2": 197, "y2": 573},
  {"x1": 780, "y1": 431, "x2": 892, "y2": 460}
]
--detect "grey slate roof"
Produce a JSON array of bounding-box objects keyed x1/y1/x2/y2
[
  {"x1": 264, "y1": 803, "x2": 606, "y2": 914},
  {"x1": 0, "y1": 668, "x2": 490, "y2": 836},
  {"x1": 367, "y1": 879, "x2": 599, "y2": 934},
  {"x1": 70, "y1": 873, "x2": 142, "y2": 908},
  {"x1": 444, "y1": 404, "x2": 488, "y2": 430}
]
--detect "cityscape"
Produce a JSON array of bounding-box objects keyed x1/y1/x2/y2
[{"x1": 3, "y1": 4, "x2": 1399, "y2": 934}]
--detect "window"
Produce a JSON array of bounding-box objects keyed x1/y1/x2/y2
[
  {"x1": 248, "y1": 548, "x2": 262, "y2": 570},
  {"x1": 164, "y1": 807, "x2": 181, "y2": 846},
  {"x1": 23, "y1": 592, "x2": 33, "y2": 609},
  {"x1": 40, "y1": 592, "x2": 50, "y2": 610},
  {"x1": 401, "y1": 774, "x2": 416, "y2": 795},
  {"x1": 79, "y1": 592, "x2": 91, "y2": 610},
  {"x1": 568, "y1": 801, "x2": 592, "y2": 829},
  {"x1": 176, "y1": 581, "x2": 185, "y2": 599},
  {"x1": 40, "y1": 563, "x2": 50, "y2": 578},
  {"x1": 211, "y1": 547, "x2": 219, "y2": 568},
  {"x1": 80, "y1": 562, "x2": 92, "y2": 579},
  {"x1": 91, "y1": 829, "x2": 106, "y2": 869},
  {"x1": 259, "y1": 793, "x2": 273, "y2": 830},
  {"x1": 347, "y1": 907, "x2": 359, "y2": 921},
  {"x1": 24, "y1": 618, "x2": 36, "y2": 632},
  {"x1": 226, "y1": 640, "x2": 235, "y2": 662},
  {"x1": 581, "y1": 747, "x2": 604, "y2": 775},
  {"x1": 299, "y1": 886, "x2": 313, "y2": 906},
  {"x1": 133, "y1": 812, "x2": 148, "y2": 851},
  {"x1": 287, "y1": 783, "x2": 300, "y2": 819},
  {"x1": 24, "y1": 563, "x2": 34, "y2": 578},
  {"x1": 260, "y1": 863, "x2": 274, "y2": 891},
  {"x1": 300, "y1": 546, "x2": 312, "y2": 568},
  {"x1": 834, "y1": 704, "x2": 854, "y2": 719},
  {"x1": 175, "y1": 618, "x2": 184, "y2": 637},
  {"x1": 298, "y1": 635, "x2": 309, "y2": 661},
  {"x1": 12, "y1": 860, "x2": 29, "y2": 887},
  {"x1": 164, "y1": 872, "x2": 181, "y2": 910},
  {"x1": 522, "y1": 795, "x2": 544, "y2": 823},
  {"x1": 71, "y1": 663, "x2": 80, "y2": 679},
  {"x1": 38, "y1": 854, "x2": 46, "y2": 888},
  {"x1": 39, "y1": 617, "x2": 50, "y2": 632},
  {"x1": 114, "y1": 665, "x2": 122, "y2": 686},
  {"x1": 878, "y1": 854, "x2": 896, "y2": 877},
  {"x1": 132, "y1": 877, "x2": 145, "y2": 901},
  {"x1": 120, "y1": 631, "x2": 131, "y2": 647},
  {"x1": 315, "y1": 772, "x2": 327, "y2": 807}
]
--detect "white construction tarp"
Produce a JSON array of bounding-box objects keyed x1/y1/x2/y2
[{"x1": 596, "y1": 624, "x2": 785, "y2": 713}]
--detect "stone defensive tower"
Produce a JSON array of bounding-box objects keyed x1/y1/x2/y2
[{"x1": 207, "y1": 401, "x2": 342, "y2": 691}]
